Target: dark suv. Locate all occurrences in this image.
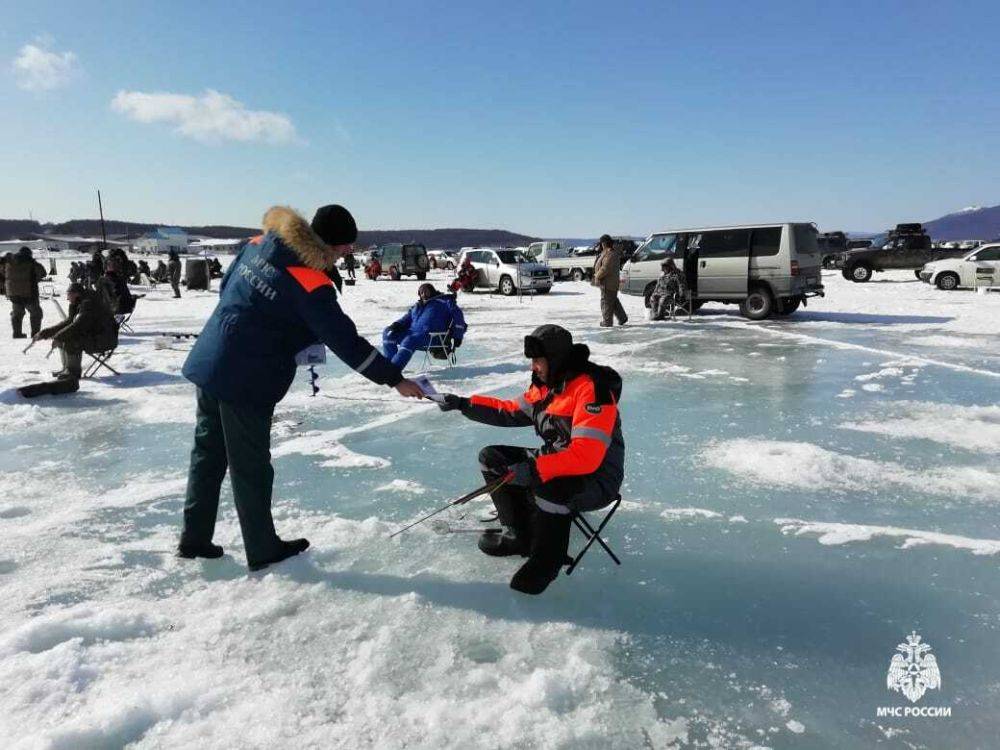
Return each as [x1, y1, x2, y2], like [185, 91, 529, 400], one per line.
[373, 243, 431, 280]
[836, 224, 964, 282]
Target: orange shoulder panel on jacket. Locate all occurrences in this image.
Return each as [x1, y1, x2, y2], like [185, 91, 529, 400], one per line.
[287, 265, 334, 293]
[249, 234, 264, 245]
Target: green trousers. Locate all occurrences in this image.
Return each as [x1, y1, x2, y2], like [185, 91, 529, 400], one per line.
[181, 387, 281, 564]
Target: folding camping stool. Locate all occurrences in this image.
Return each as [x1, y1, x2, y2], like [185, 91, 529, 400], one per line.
[419, 322, 458, 371]
[565, 494, 622, 575]
[114, 313, 134, 334]
[669, 289, 694, 321]
[83, 349, 120, 379]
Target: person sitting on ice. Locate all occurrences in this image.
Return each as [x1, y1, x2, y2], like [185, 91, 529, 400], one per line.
[437, 324, 624, 595]
[34, 282, 118, 381]
[382, 283, 466, 370]
[365, 255, 382, 280]
[449, 256, 478, 293]
[648, 258, 687, 320]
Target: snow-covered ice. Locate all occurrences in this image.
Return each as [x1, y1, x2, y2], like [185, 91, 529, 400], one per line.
[1, 265, 999, 748]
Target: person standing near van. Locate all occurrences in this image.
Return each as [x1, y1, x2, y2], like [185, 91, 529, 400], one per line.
[593, 234, 628, 327]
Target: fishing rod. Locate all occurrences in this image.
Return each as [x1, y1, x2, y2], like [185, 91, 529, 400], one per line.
[388, 473, 512, 539]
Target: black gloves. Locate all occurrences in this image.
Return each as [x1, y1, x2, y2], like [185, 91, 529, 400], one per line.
[437, 394, 469, 412]
[388, 321, 404, 334]
[505, 460, 540, 488]
[453, 338, 463, 348]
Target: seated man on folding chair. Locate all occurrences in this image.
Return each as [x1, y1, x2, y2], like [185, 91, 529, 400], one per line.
[34, 282, 118, 381]
[382, 283, 466, 370]
[437, 324, 624, 595]
[648, 258, 688, 321]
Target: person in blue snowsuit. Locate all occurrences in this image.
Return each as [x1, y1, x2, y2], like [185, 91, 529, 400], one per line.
[382, 283, 467, 369]
[178, 205, 424, 571]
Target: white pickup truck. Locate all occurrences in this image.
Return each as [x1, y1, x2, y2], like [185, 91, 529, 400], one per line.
[526, 241, 597, 281]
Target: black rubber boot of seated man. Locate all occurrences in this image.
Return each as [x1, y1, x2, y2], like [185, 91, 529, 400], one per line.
[510, 510, 572, 595]
[478, 489, 532, 557]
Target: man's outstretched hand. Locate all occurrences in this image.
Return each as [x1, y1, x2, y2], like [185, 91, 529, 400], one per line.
[394, 379, 425, 399]
[437, 394, 469, 412]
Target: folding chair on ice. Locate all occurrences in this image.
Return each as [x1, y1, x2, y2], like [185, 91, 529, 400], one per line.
[669, 289, 694, 321]
[419, 322, 458, 371]
[114, 294, 144, 334]
[565, 494, 622, 576]
[82, 349, 120, 379]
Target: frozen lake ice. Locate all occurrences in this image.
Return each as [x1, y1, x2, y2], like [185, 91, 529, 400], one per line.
[1, 267, 998, 748]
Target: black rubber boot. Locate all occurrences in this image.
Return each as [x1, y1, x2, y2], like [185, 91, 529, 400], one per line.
[248, 537, 310, 572]
[177, 542, 224, 559]
[510, 511, 572, 595]
[478, 489, 532, 557]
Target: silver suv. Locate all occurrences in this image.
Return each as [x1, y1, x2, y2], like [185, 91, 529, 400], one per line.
[458, 248, 553, 295]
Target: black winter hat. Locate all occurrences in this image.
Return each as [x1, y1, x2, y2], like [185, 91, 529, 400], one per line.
[311, 204, 358, 246]
[524, 324, 574, 373]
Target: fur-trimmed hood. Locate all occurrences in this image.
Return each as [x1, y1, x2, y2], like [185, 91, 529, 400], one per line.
[262, 206, 337, 271]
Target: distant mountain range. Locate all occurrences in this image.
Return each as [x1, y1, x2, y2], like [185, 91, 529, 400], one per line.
[0, 219, 539, 250]
[922, 204, 1000, 241]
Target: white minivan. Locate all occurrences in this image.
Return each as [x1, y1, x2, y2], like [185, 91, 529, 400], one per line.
[620, 223, 825, 319]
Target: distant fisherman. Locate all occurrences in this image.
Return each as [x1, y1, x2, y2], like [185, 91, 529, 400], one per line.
[438, 324, 624, 594]
[179, 204, 424, 571]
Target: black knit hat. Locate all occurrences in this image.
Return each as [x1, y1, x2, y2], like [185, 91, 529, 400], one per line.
[525, 323, 573, 366]
[311, 204, 358, 246]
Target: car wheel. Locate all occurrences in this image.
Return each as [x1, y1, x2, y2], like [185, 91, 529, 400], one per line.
[913, 270, 922, 280]
[446, 262, 455, 270]
[389, 266, 401, 281]
[739, 286, 774, 320]
[499, 275, 515, 296]
[850, 264, 872, 282]
[777, 297, 801, 315]
[936, 272, 959, 291]
[571, 268, 585, 282]
[416, 272, 427, 281]
[535, 287, 551, 295]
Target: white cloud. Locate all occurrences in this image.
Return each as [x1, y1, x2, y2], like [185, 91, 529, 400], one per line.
[12, 41, 79, 91]
[111, 89, 299, 145]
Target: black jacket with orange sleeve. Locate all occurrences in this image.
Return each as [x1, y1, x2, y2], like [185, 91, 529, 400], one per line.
[460, 356, 624, 492]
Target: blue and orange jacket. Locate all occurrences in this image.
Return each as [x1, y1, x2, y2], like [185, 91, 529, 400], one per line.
[183, 206, 402, 405]
[461, 356, 625, 491]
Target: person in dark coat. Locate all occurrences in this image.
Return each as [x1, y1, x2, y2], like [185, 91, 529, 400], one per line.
[0, 252, 10, 296]
[89, 249, 105, 288]
[153, 260, 169, 283]
[34, 283, 118, 380]
[437, 325, 625, 594]
[137, 259, 152, 280]
[5, 246, 47, 338]
[381, 283, 467, 369]
[208, 258, 224, 279]
[97, 264, 135, 315]
[179, 204, 425, 571]
[648, 258, 688, 320]
[167, 250, 182, 298]
[593, 235, 628, 327]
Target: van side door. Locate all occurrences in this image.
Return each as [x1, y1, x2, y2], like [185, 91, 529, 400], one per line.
[690, 229, 751, 298]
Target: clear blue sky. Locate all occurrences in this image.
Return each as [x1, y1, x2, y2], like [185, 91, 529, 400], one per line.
[2, 1, 998, 236]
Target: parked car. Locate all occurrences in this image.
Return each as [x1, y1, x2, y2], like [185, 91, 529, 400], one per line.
[427, 250, 457, 270]
[372, 243, 431, 280]
[919, 243, 1000, 290]
[834, 223, 970, 282]
[620, 223, 824, 320]
[457, 248, 553, 295]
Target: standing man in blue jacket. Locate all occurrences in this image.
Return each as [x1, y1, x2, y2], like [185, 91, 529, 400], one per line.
[179, 205, 424, 571]
[381, 283, 467, 369]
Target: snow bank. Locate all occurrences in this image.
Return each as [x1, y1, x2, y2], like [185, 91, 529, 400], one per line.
[775, 518, 1000, 556]
[841, 400, 1000, 453]
[703, 439, 1000, 502]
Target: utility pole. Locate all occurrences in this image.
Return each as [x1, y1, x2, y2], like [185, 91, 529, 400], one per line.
[97, 189, 108, 251]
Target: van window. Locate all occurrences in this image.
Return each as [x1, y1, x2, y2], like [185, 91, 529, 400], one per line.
[634, 234, 678, 262]
[792, 225, 818, 255]
[691, 229, 750, 258]
[751, 227, 782, 257]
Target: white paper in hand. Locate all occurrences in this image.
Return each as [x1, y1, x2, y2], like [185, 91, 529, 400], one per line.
[412, 375, 446, 402]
